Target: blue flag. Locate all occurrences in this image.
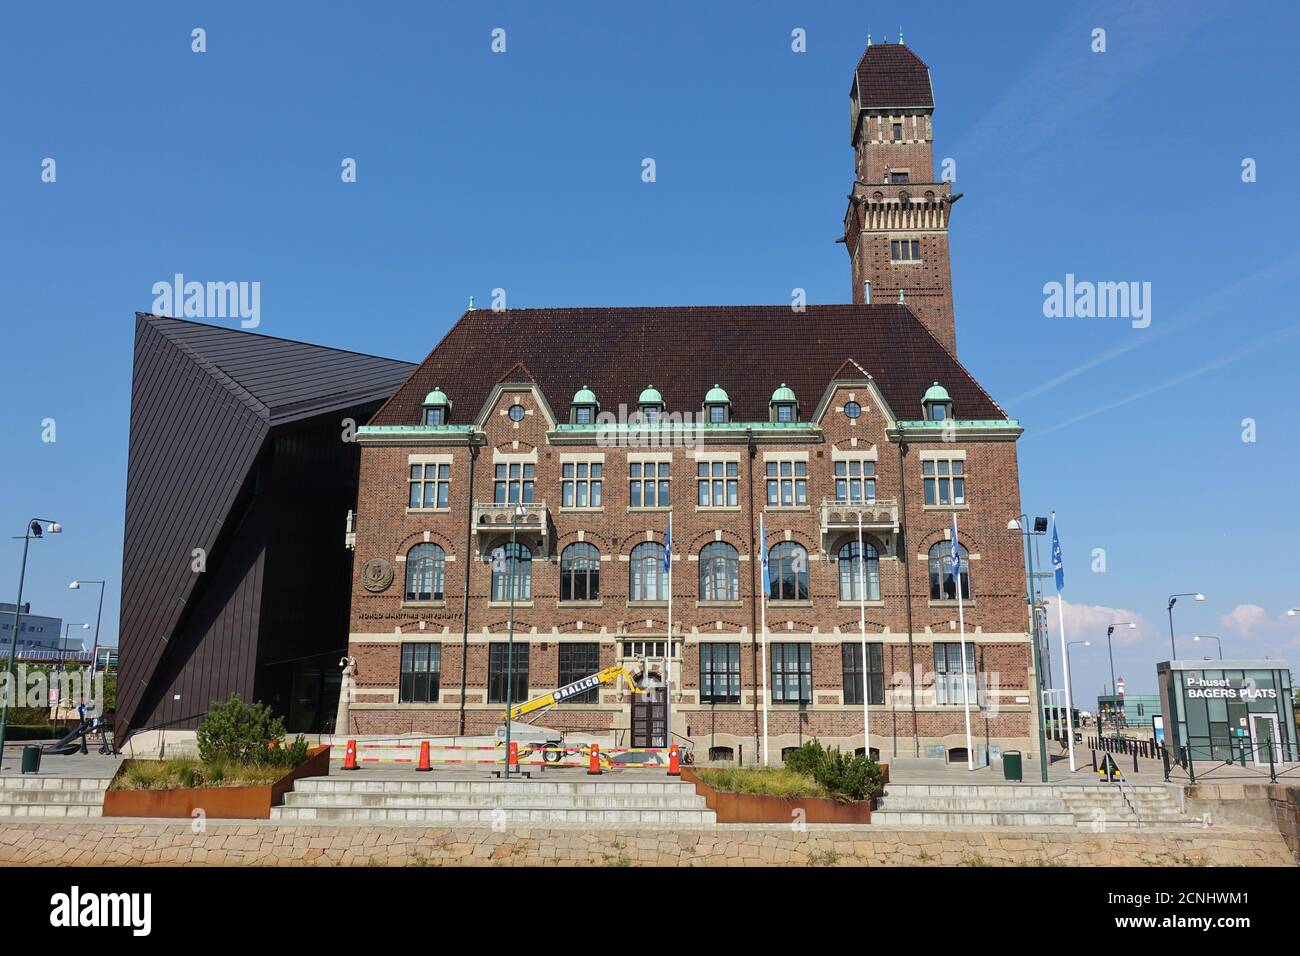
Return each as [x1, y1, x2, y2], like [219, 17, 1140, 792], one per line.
[663, 513, 672, 573]
[949, 513, 962, 598]
[759, 512, 770, 596]
[1050, 512, 1064, 591]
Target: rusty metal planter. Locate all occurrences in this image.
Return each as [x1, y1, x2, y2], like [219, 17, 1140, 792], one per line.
[682, 767, 877, 824]
[102, 745, 330, 819]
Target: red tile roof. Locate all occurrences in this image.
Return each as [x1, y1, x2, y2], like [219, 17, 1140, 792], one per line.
[854, 43, 934, 108]
[371, 304, 1007, 426]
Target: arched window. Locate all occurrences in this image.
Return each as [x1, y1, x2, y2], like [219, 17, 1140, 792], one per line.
[837, 540, 880, 601]
[768, 542, 809, 601]
[699, 542, 739, 602]
[629, 542, 668, 601]
[490, 541, 532, 602]
[405, 543, 445, 601]
[560, 542, 600, 602]
[928, 541, 970, 601]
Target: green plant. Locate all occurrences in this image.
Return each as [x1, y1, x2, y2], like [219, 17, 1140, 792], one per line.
[694, 766, 826, 799]
[196, 693, 305, 766]
[811, 747, 884, 803]
[783, 739, 829, 777]
[807, 849, 841, 867]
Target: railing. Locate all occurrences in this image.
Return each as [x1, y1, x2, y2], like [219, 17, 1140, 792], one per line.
[819, 497, 899, 533]
[1160, 740, 1299, 785]
[1087, 735, 1165, 762]
[472, 500, 551, 546]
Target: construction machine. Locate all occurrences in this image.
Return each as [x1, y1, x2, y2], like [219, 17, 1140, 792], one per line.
[493, 664, 647, 764]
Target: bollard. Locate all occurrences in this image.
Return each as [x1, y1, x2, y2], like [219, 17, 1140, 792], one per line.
[1185, 746, 1195, 784]
[1091, 749, 1097, 774]
[1268, 740, 1276, 784]
[416, 740, 431, 771]
[342, 739, 359, 771]
[587, 743, 602, 775]
[1162, 743, 1171, 782]
[667, 744, 680, 777]
[1133, 747, 1139, 775]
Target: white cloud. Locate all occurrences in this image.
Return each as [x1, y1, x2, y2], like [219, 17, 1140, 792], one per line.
[1042, 597, 1149, 646]
[1220, 604, 1268, 638]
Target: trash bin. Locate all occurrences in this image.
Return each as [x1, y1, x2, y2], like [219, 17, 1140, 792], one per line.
[21, 745, 41, 775]
[1002, 749, 1022, 782]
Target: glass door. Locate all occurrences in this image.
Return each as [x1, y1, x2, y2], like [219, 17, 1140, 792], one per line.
[1250, 714, 1280, 766]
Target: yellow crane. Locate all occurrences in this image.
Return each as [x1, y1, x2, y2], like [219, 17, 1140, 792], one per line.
[494, 664, 648, 765]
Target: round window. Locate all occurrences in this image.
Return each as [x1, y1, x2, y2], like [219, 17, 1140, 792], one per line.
[508, 404, 526, 422]
[843, 401, 862, 420]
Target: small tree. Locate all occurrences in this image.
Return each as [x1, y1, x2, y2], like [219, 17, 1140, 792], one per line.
[197, 693, 295, 765]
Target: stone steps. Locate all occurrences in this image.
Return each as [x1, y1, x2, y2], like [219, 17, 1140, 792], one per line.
[294, 779, 691, 796]
[875, 796, 1065, 812]
[0, 778, 109, 818]
[270, 805, 716, 825]
[875, 782, 1191, 829]
[281, 791, 709, 810]
[871, 810, 1079, 827]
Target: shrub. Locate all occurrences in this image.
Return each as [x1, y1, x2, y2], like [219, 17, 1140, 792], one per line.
[783, 739, 829, 777]
[782, 737, 883, 803]
[196, 694, 306, 766]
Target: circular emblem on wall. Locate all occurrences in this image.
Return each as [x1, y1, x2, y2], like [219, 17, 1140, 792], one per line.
[360, 558, 395, 593]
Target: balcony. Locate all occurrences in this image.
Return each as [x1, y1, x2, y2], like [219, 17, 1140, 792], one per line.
[472, 500, 551, 550]
[820, 497, 899, 552]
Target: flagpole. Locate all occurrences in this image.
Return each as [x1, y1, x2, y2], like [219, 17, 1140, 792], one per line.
[759, 512, 770, 767]
[857, 512, 870, 760]
[1052, 513, 1076, 773]
[665, 512, 672, 754]
[953, 515, 974, 771]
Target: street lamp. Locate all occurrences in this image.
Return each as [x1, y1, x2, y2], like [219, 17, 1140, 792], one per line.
[1066, 640, 1089, 728]
[0, 518, 63, 758]
[502, 502, 528, 780]
[1104, 621, 1136, 740]
[1166, 592, 1205, 659]
[69, 579, 108, 702]
[1193, 634, 1223, 660]
[1010, 515, 1050, 782]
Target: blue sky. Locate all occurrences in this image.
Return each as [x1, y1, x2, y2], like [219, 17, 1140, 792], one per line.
[2, 0, 1297, 702]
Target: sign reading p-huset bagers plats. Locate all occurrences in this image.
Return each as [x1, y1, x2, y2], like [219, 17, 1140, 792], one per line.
[1184, 675, 1277, 701]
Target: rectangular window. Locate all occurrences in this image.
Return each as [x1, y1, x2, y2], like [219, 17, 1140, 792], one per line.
[833, 459, 876, 503]
[399, 643, 441, 703]
[842, 643, 884, 706]
[696, 460, 739, 507]
[488, 642, 530, 704]
[776, 404, 794, 422]
[891, 122, 903, 141]
[889, 171, 909, 184]
[934, 642, 977, 705]
[771, 643, 812, 704]
[890, 239, 921, 262]
[493, 462, 535, 504]
[922, 458, 966, 506]
[574, 406, 594, 424]
[561, 461, 602, 509]
[700, 643, 741, 704]
[558, 643, 600, 704]
[766, 459, 808, 507]
[629, 460, 671, 508]
[620, 639, 681, 660]
[408, 462, 451, 509]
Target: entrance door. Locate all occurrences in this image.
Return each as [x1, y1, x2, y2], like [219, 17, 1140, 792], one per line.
[631, 681, 667, 748]
[1250, 714, 1280, 766]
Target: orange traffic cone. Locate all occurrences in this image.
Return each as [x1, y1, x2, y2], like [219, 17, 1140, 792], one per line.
[668, 743, 680, 776]
[508, 741, 520, 770]
[416, 740, 431, 771]
[342, 739, 359, 770]
[587, 743, 602, 775]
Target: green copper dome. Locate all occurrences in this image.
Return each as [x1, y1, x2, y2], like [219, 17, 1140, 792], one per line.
[638, 385, 664, 405]
[770, 383, 797, 404]
[572, 385, 598, 405]
[704, 384, 730, 404]
[922, 382, 950, 403]
[422, 387, 451, 406]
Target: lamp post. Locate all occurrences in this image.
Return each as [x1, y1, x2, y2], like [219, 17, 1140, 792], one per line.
[1166, 592, 1204, 659]
[69, 579, 107, 696]
[1104, 621, 1136, 740]
[0, 518, 62, 759]
[1010, 515, 1050, 782]
[502, 503, 527, 780]
[1066, 640, 1089, 724]
[1192, 634, 1222, 660]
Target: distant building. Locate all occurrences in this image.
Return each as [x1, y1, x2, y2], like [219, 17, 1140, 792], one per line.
[0, 603, 64, 654]
[1096, 693, 1161, 735]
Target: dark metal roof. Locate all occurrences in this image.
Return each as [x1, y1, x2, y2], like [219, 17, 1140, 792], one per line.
[371, 303, 1007, 427]
[114, 315, 413, 737]
[854, 43, 935, 108]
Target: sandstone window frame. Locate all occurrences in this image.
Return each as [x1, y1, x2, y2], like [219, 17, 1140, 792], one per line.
[399, 642, 441, 703]
[921, 450, 967, 508]
[842, 642, 884, 706]
[628, 456, 672, 510]
[407, 454, 452, 511]
[560, 458, 603, 510]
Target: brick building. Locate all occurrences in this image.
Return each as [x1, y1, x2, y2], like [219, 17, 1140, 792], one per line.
[340, 38, 1034, 764]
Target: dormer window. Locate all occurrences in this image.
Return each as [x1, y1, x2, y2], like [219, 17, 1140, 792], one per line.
[421, 387, 451, 426]
[570, 385, 599, 425]
[703, 384, 731, 424]
[922, 382, 953, 422]
[769, 383, 798, 423]
[638, 385, 665, 424]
